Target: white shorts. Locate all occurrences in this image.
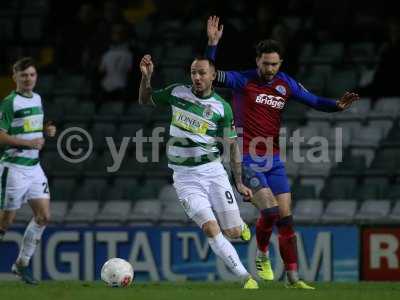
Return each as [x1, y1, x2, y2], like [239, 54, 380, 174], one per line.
[0, 164, 50, 211]
[173, 163, 243, 230]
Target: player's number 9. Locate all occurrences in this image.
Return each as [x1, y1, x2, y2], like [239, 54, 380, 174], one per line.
[225, 191, 234, 204]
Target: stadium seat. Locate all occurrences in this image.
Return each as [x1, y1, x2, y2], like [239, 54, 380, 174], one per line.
[325, 69, 358, 98]
[349, 42, 375, 63]
[139, 179, 169, 199]
[183, 19, 203, 39]
[298, 43, 314, 64]
[0, 15, 15, 41]
[20, 15, 43, 41]
[284, 159, 300, 177]
[353, 199, 391, 223]
[121, 104, 154, 123]
[327, 125, 352, 147]
[142, 155, 171, 179]
[163, 45, 193, 65]
[41, 151, 84, 177]
[320, 176, 358, 200]
[368, 120, 393, 137]
[299, 177, 325, 197]
[94, 101, 125, 121]
[117, 155, 144, 177]
[350, 148, 376, 167]
[53, 74, 87, 96]
[50, 201, 69, 224]
[296, 126, 320, 142]
[160, 67, 187, 85]
[387, 201, 400, 222]
[158, 184, 178, 203]
[90, 122, 118, 149]
[134, 18, 153, 42]
[293, 199, 324, 223]
[385, 185, 400, 200]
[298, 162, 333, 178]
[127, 199, 162, 224]
[307, 120, 331, 132]
[368, 97, 400, 119]
[116, 123, 145, 143]
[64, 101, 96, 122]
[309, 64, 333, 81]
[352, 184, 380, 201]
[73, 178, 108, 201]
[360, 176, 390, 198]
[350, 126, 384, 147]
[159, 199, 188, 225]
[367, 147, 399, 174]
[51, 178, 77, 201]
[95, 200, 132, 224]
[291, 184, 317, 200]
[83, 152, 117, 177]
[14, 203, 33, 224]
[103, 177, 138, 201]
[298, 72, 325, 95]
[330, 154, 366, 176]
[335, 121, 362, 138]
[148, 105, 171, 123]
[306, 109, 333, 122]
[321, 200, 358, 223]
[64, 201, 100, 224]
[36, 74, 55, 95]
[312, 42, 344, 63]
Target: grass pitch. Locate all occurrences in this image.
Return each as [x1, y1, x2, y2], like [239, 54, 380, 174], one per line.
[0, 281, 399, 300]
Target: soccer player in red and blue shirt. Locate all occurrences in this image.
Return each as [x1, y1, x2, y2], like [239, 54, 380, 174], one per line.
[205, 16, 359, 289]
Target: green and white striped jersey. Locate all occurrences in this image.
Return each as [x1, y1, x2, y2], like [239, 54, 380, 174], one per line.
[0, 91, 44, 168]
[152, 84, 236, 170]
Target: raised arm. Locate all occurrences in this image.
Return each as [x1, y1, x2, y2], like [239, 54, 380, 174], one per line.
[206, 15, 223, 61]
[205, 16, 251, 91]
[288, 75, 359, 112]
[138, 54, 155, 105]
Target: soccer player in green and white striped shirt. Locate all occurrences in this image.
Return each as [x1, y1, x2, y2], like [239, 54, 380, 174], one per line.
[138, 54, 258, 289]
[0, 57, 56, 284]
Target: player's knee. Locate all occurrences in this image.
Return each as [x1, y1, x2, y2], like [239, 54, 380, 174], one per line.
[0, 213, 15, 230]
[223, 226, 241, 239]
[279, 206, 292, 218]
[35, 213, 50, 226]
[202, 220, 220, 238]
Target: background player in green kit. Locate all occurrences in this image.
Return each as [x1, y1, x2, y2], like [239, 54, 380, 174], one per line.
[0, 57, 56, 284]
[139, 54, 258, 289]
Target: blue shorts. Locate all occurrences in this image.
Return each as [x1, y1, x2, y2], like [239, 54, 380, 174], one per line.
[242, 154, 291, 195]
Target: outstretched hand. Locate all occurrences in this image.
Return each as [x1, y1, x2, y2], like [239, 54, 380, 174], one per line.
[236, 183, 253, 201]
[337, 92, 360, 110]
[140, 54, 154, 78]
[207, 15, 223, 46]
[44, 121, 56, 137]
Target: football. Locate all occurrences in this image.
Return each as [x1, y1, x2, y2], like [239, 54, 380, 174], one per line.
[101, 258, 134, 287]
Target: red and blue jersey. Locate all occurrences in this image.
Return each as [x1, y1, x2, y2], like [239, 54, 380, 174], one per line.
[206, 45, 340, 156]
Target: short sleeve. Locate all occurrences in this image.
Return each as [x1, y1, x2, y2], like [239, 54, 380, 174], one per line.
[0, 99, 14, 132]
[218, 101, 237, 139]
[151, 84, 179, 106]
